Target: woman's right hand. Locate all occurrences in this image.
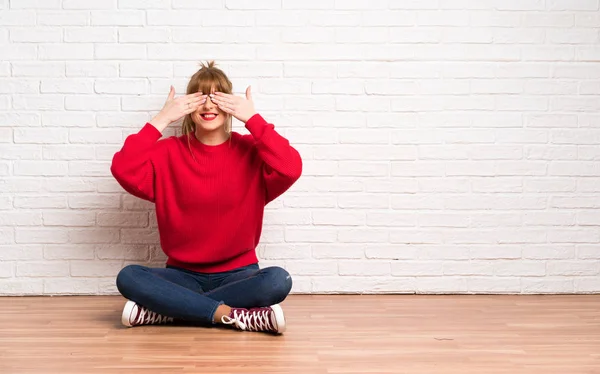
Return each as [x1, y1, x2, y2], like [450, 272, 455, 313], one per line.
[149, 86, 207, 132]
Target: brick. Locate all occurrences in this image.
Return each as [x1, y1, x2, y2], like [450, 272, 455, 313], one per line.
[364, 245, 417, 260]
[63, 0, 116, 8]
[313, 210, 364, 226]
[66, 62, 118, 77]
[0, 177, 43, 193]
[96, 112, 150, 127]
[0, 245, 43, 260]
[393, 261, 443, 276]
[119, 0, 170, 8]
[97, 212, 148, 227]
[14, 161, 67, 176]
[16, 261, 69, 277]
[338, 161, 388, 177]
[0, 113, 40, 127]
[468, 277, 521, 293]
[64, 27, 116, 42]
[547, 260, 600, 276]
[547, 0, 599, 10]
[37, 11, 88, 25]
[96, 244, 149, 261]
[578, 246, 600, 259]
[284, 227, 337, 243]
[0, 262, 13, 277]
[0, 279, 43, 295]
[12, 95, 64, 111]
[338, 194, 388, 209]
[12, 62, 63, 77]
[96, 279, 118, 294]
[42, 211, 95, 227]
[91, 11, 144, 26]
[0, 11, 36, 25]
[39, 44, 93, 60]
[44, 244, 95, 260]
[10, 27, 61, 42]
[523, 278, 575, 295]
[41, 79, 94, 94]
[285, 261, 337, 276]
[14, 196, 66, 209]
[69, 128, 122, 143]
[121, 228, 159, 244]
[95, 79, 147, 94]
[120, 61, 173, 78]
[339, 261, 390, 276]
[44, 278, 99, 294]
[312, 244, 365, 259]
[70, 261, 123, 277]
[0, 228, 14, 244]
[574, 277, 600, 292]
[69, 194, 120, 209]
[95, 43, 146, 60]
[495, 0, 545, 10]
[16, 228, 68, 244]
[417, 277, 468, 293]
[43, 145, 95, 160]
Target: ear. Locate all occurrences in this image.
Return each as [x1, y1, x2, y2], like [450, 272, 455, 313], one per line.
[245, 86, 252, 101]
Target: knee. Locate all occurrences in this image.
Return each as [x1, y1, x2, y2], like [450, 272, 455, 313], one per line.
[262, 266, 292, 305]
[115, 264, 144, 297]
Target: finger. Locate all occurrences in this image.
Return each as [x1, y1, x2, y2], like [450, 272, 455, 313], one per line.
[167, 86, 175, 100]
[184, 106, 199, 115]
[211, 95, 234, 105]
[184, 92, 205, 100]
[213, 92, 236, 100]
[183, 102, 202, 114]
[182, 100, 202, 111]
[186, 97, 206, 105]
[216, 102, 233, 114]
[245, 86, 252, 101]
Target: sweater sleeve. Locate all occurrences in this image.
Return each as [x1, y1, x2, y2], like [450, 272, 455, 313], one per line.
[110, 123, 164, 203]
[245, 113, 303, 205]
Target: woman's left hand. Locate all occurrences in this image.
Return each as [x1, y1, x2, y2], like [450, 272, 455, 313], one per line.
[210, 86, 257, 124]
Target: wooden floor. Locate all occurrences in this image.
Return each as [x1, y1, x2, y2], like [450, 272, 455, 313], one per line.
[0, 295, 599, 374]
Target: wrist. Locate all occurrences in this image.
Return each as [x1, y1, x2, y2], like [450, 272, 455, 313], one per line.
[243, 112, 258, 124]
[149, 114, 170, 132]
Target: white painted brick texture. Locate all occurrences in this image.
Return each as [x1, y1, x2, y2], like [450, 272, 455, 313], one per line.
[0, 1, 599, 295]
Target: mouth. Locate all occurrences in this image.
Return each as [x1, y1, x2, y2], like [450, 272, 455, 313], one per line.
[200, 113, 218, 121]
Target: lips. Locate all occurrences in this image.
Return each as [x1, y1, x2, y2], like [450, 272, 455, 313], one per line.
[200, 113, 218, 121]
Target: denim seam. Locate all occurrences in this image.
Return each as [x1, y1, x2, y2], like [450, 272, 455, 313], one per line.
[209, 300, 225, 325]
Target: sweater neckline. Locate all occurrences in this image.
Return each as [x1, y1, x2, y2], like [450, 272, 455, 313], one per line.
[187, 131, 235, 153]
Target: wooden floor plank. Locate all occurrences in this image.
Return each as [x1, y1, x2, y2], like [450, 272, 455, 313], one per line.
[0, 295, 599, 373]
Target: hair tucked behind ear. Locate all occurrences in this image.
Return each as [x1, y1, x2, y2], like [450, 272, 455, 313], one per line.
[182, 61, 234, 162]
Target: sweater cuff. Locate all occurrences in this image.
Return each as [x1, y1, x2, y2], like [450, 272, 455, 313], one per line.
[140, 122, 163, 142]
[245, 113, 269, 140]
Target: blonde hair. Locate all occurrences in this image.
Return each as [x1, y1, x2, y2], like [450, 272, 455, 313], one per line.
[182, 61, 233, 160]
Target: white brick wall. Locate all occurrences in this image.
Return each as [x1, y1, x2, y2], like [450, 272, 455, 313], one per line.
[1, 1, 599, 295]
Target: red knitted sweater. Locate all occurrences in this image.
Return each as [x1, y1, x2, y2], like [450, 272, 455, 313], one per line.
[110, 114, 302, 273]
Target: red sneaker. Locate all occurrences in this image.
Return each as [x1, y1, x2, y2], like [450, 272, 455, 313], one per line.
[121, 300, 174, 327]
[221, 304, 286, 334]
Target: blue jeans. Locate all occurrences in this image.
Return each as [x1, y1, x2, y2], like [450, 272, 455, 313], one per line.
[115, 263, 293, 325]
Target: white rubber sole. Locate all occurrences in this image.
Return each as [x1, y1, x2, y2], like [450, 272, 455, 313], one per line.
[270, 304, 286, 334]
[121, 300, 136, 327]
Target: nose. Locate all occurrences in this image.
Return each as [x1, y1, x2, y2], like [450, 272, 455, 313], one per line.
[199, 95, 215, 111]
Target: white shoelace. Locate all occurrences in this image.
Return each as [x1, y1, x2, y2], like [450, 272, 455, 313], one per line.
[134, 305, 173, 325]
[221, 308, 274, 332]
